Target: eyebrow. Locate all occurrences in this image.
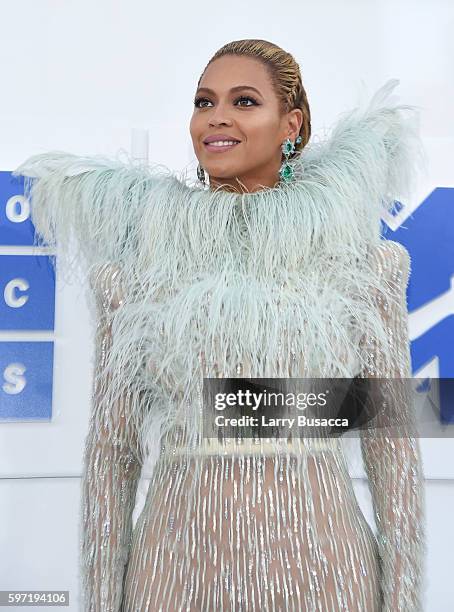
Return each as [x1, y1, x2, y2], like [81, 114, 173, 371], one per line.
[195, 85, 263, 97]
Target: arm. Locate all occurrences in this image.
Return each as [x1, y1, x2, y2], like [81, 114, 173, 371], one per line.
[80, 263, 145, 612]
[13, 153, 158, 609]
[358, 241, 426, 611]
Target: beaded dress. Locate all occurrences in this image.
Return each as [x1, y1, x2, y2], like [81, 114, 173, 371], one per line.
[13, 78, 426, 612]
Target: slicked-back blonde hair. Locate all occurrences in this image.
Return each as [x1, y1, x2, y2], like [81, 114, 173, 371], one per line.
[197, 39, 311, 157]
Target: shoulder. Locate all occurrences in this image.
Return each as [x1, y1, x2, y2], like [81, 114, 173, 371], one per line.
[368, 240, 411, 287]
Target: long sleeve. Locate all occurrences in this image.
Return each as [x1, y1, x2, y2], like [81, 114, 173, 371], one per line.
[80, 264, 145, 612]
[358, 240, 426, 611]
[12, 153, 160, 610]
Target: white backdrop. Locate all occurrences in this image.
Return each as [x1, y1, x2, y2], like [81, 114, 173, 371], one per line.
[0, 0, 453, 609]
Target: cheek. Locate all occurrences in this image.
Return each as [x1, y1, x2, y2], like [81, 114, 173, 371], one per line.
[246, 127, 279, 159]
[189, 116, 201, 144]
[245, 116, 280, 148]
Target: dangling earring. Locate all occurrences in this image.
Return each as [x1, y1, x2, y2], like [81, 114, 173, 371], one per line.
[279, 135, 302, 182]
[197, 163, 206, 185]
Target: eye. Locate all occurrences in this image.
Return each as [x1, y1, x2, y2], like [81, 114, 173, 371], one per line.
[193, 95, 259, 108]
[234, 95, 258, 107]
[193, 97, 212, 108]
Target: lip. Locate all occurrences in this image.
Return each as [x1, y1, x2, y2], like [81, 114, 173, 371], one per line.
[204, 141, 241, 153]
[203, 134, 242, 144]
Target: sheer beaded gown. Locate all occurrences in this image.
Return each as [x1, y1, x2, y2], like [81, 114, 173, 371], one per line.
[13, 78, 426, 612]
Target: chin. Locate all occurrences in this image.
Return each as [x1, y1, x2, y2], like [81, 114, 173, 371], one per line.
[204, 165, 239, 178]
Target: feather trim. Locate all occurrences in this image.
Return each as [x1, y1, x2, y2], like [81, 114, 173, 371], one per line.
[12, 78, 425, 478]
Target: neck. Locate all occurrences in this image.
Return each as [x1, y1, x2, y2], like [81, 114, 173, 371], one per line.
[209, 175, 281, 193]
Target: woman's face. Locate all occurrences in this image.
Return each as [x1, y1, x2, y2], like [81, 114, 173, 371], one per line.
[190, 55, 302, 193]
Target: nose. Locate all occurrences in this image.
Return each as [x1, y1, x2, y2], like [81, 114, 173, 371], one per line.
[209, 116, 233, 127]
[208, 102, 233, 127]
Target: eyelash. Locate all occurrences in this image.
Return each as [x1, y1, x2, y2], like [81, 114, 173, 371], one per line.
[193, 95, 259, 108]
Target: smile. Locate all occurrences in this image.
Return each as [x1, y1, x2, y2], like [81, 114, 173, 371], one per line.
[204, 141, 241, 153]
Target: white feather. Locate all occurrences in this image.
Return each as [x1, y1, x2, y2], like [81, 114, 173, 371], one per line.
[12, 78, 426, 471]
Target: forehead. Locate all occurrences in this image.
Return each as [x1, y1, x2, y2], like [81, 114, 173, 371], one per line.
[198, 55, 272, 93]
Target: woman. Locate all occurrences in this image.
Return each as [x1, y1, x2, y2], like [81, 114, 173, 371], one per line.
[14, 39, 426, 611]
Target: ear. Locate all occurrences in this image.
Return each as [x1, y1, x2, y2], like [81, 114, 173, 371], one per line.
[286, 108, 304, 141]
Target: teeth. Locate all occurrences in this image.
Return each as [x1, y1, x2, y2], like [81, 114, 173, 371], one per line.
[207, 140, 239, 147]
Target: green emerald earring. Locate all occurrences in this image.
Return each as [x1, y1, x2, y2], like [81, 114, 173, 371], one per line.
[197, 163, 206, 185]
[279, 135, 302, 182]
